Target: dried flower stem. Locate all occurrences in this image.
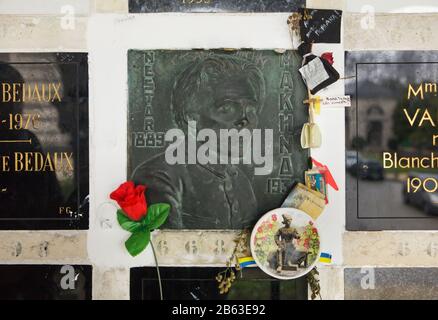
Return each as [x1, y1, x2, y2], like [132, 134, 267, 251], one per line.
[307, 267, 322, 300]
[216, 229, 249, 294]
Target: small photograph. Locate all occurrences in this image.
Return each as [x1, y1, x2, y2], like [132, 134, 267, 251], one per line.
[251, 208, 320, 280]
[305, 169, 327, 201]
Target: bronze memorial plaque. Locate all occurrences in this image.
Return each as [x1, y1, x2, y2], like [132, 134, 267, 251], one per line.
[128, 50, 309, 230]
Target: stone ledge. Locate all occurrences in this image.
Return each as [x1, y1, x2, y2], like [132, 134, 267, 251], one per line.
[344, 231, 438, 267]
[0, 231, 88, 262]
[0, 15, 87, 50]
[345, 13, 438, 50]
[151, 230, 241, 265]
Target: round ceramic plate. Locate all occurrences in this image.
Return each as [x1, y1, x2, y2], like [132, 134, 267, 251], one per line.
[250, 207, 321, 280]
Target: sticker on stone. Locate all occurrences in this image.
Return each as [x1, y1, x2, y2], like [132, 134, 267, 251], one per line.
[250, 207, 320, 280]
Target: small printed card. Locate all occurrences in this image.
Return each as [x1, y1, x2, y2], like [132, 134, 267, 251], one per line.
[282, 183, 326, 220]
[305, 169, 328, 203]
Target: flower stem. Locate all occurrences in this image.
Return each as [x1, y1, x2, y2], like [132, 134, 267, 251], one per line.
[150, 240, 163, 300]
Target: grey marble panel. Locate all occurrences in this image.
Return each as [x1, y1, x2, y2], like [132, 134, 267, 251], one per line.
[345, 268, 438, 300]
[129, 0, 305, 13]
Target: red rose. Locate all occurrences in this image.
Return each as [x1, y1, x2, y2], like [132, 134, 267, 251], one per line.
[110, 181, 147, 221]
[321, 52, 334, 65]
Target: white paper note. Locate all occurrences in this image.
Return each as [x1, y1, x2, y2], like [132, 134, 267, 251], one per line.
[299, 58, 330, 91]
[320, 96, 351, 108]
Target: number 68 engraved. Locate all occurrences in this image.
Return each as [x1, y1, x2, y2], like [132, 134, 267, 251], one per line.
[214, 239, 225, 255]
[185, 240, 198, 254]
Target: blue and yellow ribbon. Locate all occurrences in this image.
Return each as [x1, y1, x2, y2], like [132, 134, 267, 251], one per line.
[319, 252, 332, 264]
[238, 256, 256, 268]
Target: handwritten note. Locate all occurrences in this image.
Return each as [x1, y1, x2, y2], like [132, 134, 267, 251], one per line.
[318, 96, 351, 108]
[299, 8, 342, 44]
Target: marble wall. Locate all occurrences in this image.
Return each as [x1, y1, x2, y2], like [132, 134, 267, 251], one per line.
[1, 0, 438, 300]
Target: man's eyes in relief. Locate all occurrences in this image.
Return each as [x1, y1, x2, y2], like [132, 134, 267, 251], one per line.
[216, 101, 258, 115]
[217, 102, 239, 115]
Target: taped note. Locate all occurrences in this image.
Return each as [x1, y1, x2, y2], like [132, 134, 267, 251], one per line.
[314, 96, 351, 109]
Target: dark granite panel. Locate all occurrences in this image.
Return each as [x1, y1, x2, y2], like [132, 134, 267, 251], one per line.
[0, 53, 89, 230]
[0, 264, 92, 300]
[345, 51, 438, 230]
[345, 268, 438, 300]
[131, 267, 308, 300]
[129, 0, 305, 13]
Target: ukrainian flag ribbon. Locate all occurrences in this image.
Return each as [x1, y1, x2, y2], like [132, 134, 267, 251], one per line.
[319, 252, 332, 264]
[238, 256, 256, 268]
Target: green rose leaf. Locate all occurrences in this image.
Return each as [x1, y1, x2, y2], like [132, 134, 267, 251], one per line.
[117, 209, 142, 233]
[125, 228, 151, 257]
[143, 203, 171, 230]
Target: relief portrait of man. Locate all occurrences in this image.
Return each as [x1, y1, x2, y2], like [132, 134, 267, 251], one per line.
[129, 50, 309, 230]
[132, 55, 266, 229]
